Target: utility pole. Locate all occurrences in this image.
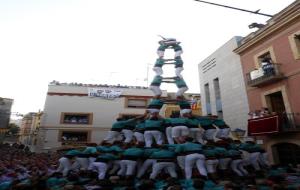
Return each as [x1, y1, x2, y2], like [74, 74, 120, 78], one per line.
[194, 0, 273, 17]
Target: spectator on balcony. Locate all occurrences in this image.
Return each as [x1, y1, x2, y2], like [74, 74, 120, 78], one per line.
[260, 108, 271, 117]
[261, 57, 274, 76]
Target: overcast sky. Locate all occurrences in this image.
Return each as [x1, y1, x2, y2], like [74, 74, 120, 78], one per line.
[0, 0, 295, 115]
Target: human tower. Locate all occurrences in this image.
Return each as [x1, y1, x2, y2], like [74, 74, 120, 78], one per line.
[56, 38, 270, 189]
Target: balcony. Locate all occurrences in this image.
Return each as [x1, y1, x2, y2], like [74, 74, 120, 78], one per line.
[246, 64, 285, 87]
[248, 113, 300, 136]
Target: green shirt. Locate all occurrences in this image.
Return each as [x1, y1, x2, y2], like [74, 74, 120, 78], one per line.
[111, 118, 136, 130]
[173, 44, 182, 52]
[96, 145, 110, 153]
[109, 145, 123, 153]
[175, 142, 203, 154]
[213, 119, 226, 127]
[143, 147, 161, 158]
[197, 117, 213, 126]
[144, 118, 165, 131]
[97, 153, 119, 161]
[122, 148, 144, 157]
[175, 77, 187, 88]
[203, 147, 217, 158]
[187, 118, 200, 128]
[174, 57, 183, 68]
[150, 149, 176, 159]
[165, 117, 189, 126]
[150, 76, 163, 86]
[157, 44, 168, 51]
[82, 147, 97, 154]
[154, 58, 165, 67]
[148, 99, 164, 109]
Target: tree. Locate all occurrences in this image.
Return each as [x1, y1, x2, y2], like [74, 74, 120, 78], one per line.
[7, 123, 20, 135]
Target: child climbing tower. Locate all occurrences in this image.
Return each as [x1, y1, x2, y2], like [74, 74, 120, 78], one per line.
[150, 37, 189, 99]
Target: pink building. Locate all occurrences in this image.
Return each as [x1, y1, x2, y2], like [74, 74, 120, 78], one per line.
[234, 1, 300, 165]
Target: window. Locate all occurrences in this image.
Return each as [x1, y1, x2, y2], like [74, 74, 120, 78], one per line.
[213, 78, 222, 112]
[60, 113, 93, 125]
[126, 98, 148, 108]
[254, 47, 277, 68]
[289, 31, 300, 60]
[204, 83, 212, 114]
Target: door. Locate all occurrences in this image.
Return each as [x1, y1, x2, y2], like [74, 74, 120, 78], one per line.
[272, 143, 300, 165]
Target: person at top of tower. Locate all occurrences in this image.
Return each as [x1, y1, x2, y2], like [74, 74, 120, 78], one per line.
[156, 37, 183, 58]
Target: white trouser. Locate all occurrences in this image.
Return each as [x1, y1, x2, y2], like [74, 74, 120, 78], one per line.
[166, 127, 174, 144]
[216, 128, 231, 139]
[240, 150, 250, 166]
[175, 67, 184, 78]
[133, 132, 145, 143]
[189, 128, 204, 144]
[91, 162, 108, 180]
[185, 153, 207, 179]
[144, 130, 164, 147]
[218, 158, 232, 170]
[157, 50, 164, 58]
[205, 159, 219, 174]
[153, 67, 163, 76]
[121, 129, 133, 143]
[76, 157, 89, 170]
[230, 159, 248, 176]
[150, 85, 162, 97]
[56, 157, 71, 177]
[104, 131, 122, 143]
[177, 156, 186, 170]
[175, 50, 183, 57]
[258, 152, 269, 168]
[109, 160, 120, 175]
[88, 157, 97, 170]
[117, 160, 137, 176]
[137, 159, 156, 178]
[150, 162, 177, 179]
[203, 129, 217, 141]
[176, 87, 188, 98]
[172, 126, 189, 138]
[249, 152, 261, 171]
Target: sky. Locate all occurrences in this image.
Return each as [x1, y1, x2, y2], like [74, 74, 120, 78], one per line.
[0, 0, 295, 115]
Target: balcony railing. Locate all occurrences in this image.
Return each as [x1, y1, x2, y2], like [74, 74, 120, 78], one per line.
[248, 113, 300, 136]
[246, 64, 285, 87]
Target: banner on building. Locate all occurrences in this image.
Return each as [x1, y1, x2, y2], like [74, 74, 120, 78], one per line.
[88, 88, 122, 99]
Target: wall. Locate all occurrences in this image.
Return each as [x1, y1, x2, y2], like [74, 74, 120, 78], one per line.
[198, 36, 250, 131]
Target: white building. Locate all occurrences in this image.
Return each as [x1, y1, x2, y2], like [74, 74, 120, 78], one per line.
[198, 36, 249, 131]
[37, 82, 167, 152]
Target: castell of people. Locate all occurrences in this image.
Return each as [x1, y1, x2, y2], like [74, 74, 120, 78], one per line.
[1, 1, 300, 190]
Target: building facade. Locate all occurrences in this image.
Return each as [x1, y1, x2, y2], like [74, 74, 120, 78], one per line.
[37, 82, 167, 152]
[0, 97, 13, 129]
[19, 112, 43, 151]
[234, 1, 300, 165]
[198, 37, 249, 131]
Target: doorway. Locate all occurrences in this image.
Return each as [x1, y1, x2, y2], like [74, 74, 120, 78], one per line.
[272, 143, 300, 166]
[265, 91, 286, 114]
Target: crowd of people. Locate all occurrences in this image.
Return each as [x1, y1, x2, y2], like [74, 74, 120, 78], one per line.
[2, 98, 300, 190]
[248, 108, 273, 119]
